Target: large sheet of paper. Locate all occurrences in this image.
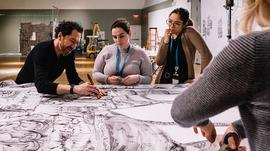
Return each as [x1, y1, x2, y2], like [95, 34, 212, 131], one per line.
[0, 80, 249, 150]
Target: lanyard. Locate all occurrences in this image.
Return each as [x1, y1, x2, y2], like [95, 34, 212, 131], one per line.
[170, 35, 179, 67]
[116, 46, 130, 76]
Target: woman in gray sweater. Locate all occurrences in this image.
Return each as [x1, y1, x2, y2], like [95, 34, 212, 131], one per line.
[93, 18, 152, 85]
[171, 0, 270, 151]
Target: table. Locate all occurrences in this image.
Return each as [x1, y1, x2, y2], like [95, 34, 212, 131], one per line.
[0, 80, 249, 151]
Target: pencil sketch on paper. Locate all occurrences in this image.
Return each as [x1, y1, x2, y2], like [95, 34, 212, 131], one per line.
[0, 80, 233, 150]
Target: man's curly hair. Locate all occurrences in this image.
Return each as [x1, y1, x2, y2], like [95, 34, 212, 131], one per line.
[55, 21, 83, 38]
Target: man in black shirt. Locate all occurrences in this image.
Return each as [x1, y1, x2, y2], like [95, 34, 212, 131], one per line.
[16, 21, 104, 96]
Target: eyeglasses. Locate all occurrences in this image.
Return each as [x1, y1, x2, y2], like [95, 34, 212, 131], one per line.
[166, 19, 183, 27]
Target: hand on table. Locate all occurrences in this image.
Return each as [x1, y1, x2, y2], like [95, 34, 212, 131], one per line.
[193, 120, 216, 143]
[107, 76, 122, 85]
[219, 125, 246, 151]
[185, 79, 194, 84]
[73, 82, 100, 95]
[98, 89, 107, 96]
[121, 75, 140, 86]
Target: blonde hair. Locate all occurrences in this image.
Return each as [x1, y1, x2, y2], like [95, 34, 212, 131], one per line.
[241, 0, 261, 33]
[241, 0, 270, 33]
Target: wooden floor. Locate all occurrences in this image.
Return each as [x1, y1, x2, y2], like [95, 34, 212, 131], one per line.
[0, 55, 201, 84]
[0, 56, 24, 81]
[0, 55, 96, 84]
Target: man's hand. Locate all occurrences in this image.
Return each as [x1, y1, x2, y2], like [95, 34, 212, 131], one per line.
[73, 82, 101, 95]
[193, 120, 216, 143]
[98, 89, 107, 96]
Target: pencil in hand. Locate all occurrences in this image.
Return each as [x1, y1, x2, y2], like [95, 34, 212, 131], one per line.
[87, 74, 102, 99]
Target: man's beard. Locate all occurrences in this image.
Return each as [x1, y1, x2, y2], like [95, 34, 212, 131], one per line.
[62, 46, 73, 56]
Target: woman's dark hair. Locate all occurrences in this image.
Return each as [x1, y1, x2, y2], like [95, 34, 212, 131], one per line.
[55, 21, 83, 38]
[169, 8, 193, 26]
[111, 18, 130, 33]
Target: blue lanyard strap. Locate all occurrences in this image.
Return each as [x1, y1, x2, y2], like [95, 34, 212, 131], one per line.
[170, 36, 179, 66]
[116, 46, 130, 76]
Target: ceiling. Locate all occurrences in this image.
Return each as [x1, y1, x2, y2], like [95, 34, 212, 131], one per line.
[0, 0, 169, 9]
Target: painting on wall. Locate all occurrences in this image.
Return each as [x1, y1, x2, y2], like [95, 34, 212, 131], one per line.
[20, 23, 53, 56]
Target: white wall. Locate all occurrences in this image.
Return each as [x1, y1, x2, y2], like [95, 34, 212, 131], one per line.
[148, 0, 191, 39]
[0, 0, 145, 9]
[201, 0, 245, 56]
[144, 0, 169, 8]
[130, 25, 142, 46]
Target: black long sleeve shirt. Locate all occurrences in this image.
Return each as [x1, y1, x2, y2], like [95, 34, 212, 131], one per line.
[160, 35, 188, 84]
[16, 40, 83, 94]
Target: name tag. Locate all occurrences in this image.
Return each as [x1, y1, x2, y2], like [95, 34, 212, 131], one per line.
[172, 73, 179, 84]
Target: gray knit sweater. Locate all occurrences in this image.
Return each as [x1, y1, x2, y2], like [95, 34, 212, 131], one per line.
[93, 44, 152, 84]
[171, 30, 270, 151]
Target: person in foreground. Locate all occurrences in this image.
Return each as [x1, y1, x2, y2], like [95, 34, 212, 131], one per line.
[171, 0, 270, 151]
[93, 18, 152, 85]
[16, 21, 106, 96]
[155, 7, 212, 84]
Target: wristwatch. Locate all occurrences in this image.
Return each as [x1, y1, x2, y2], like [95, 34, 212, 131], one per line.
[70, 84, 75, 94]
[224, 132, 239, 145]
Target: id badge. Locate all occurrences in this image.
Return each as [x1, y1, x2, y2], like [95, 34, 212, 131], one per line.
[172, 73, 179, 84]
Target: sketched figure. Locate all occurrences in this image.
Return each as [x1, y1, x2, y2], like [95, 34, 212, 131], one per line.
[105, 115, 185, 151]
[0, 80, 16, 88]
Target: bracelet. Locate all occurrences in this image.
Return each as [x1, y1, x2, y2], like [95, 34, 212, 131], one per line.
[224, 132, 239, 145]
[70, 84, 75, 94]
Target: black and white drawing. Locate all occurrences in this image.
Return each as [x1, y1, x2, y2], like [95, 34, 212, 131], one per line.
[0, 80, 245, 151]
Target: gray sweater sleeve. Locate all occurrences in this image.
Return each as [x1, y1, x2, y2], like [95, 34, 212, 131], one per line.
[137, 50, 152, 84]
[171, 34, 255, 127]
[92, 46, 110, 84]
